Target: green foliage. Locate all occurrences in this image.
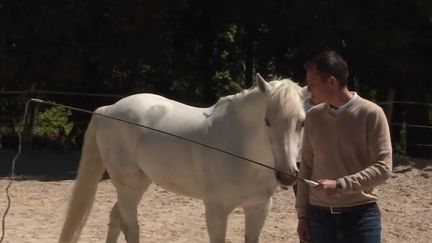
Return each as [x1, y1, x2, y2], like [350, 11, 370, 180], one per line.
[1, 0, 431, 155]
[213, 71, 243, 98]
[352, 77, 378, 102]
[34, 106, 73, 139]
[0, 96, 24, 134]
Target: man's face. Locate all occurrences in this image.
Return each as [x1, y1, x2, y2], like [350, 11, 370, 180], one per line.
[306, 67, 330, 103]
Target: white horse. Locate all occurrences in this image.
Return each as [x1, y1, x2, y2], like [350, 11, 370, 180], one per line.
[58, 74, 309, 243]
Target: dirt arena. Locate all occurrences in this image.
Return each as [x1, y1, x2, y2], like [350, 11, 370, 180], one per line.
[0, 156, 431, 243]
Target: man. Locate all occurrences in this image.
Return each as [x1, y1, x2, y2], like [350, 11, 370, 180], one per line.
[292, 96, 319, 196]
[296, 51, 392, 243]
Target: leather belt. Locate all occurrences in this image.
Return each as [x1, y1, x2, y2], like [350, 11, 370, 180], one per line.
[310, 202, 376, 215]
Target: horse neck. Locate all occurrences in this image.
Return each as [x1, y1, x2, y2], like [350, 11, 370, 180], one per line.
[210, 89, 266, 128]
[207, 90, 273, 164]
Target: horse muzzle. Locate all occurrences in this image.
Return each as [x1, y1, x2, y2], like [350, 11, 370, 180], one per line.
[276, 171, 297, 186]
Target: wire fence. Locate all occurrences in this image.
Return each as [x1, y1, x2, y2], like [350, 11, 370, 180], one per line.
[1, 90, 431, 153]
[0, 90, 123, 98]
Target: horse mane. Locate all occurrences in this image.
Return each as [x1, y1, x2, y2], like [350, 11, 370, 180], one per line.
[204, 88, 250, 117]
[205, 79, 303, 118]
[267, 78, 304, 119]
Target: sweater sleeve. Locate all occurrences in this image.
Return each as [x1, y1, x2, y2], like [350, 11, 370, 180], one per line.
[295, 120, 313, 218]
[337, 108, 393, 192]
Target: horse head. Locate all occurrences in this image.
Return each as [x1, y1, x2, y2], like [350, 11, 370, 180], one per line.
[256, 73, 310, 186]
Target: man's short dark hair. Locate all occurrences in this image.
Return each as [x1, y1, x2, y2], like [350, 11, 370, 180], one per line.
[304, 51, 349, 86]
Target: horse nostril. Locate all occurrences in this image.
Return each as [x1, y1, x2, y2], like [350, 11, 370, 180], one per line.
[276, 171, 282, 180]
[275, 171, 297, 186]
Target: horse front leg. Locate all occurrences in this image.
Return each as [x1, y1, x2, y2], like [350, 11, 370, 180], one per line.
[243, 198, 272, 243]
[204, 201, 233, 243]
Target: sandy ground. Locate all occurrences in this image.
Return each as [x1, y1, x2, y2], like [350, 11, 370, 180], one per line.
[0, 163, 431, 243]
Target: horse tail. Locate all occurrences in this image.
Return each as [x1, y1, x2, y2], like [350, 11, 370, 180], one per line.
[58, 107, 107, 243]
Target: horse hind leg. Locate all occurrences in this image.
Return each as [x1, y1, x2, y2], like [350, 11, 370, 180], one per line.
[106, 169, 151, 243]
[105, 203, 121, 243]
[243, 198, 272, 243]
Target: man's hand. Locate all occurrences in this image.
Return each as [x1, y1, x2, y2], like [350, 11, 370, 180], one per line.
[316, 179, 340, 195]
[297, 217, 310, 243]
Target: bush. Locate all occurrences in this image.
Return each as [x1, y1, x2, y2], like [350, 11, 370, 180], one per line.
[34, 105, 73, 139]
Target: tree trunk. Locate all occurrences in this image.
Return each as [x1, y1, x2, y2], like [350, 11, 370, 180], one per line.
[244, 3, 257, 88]
[384, 88, 395, 125]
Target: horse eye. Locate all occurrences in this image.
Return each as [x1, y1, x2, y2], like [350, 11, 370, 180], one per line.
[264, 117, 271, 127]
[297, 121, 304, 130]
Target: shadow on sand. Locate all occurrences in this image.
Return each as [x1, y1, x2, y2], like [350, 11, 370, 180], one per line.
[0, 148, 109, 181]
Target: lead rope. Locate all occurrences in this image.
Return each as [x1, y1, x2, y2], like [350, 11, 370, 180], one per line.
[0, 100, 30, 243]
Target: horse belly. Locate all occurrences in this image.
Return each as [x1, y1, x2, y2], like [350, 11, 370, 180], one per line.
[135, 138, 205, 199]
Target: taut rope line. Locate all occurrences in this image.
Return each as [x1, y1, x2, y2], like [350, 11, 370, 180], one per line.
[29, 98, 317, 185]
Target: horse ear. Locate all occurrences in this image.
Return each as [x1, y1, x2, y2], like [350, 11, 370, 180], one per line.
[256, 73, 271, 93]
[301, 86, 311, 100]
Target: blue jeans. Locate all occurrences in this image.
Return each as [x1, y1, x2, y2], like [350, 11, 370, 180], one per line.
[308, 203, 381, 243]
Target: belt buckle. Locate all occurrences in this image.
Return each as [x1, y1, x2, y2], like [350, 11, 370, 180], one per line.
[330, 206, 342, 215]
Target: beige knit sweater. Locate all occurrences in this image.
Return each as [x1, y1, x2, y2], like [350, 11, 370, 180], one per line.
[296, 94, 392, 218]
